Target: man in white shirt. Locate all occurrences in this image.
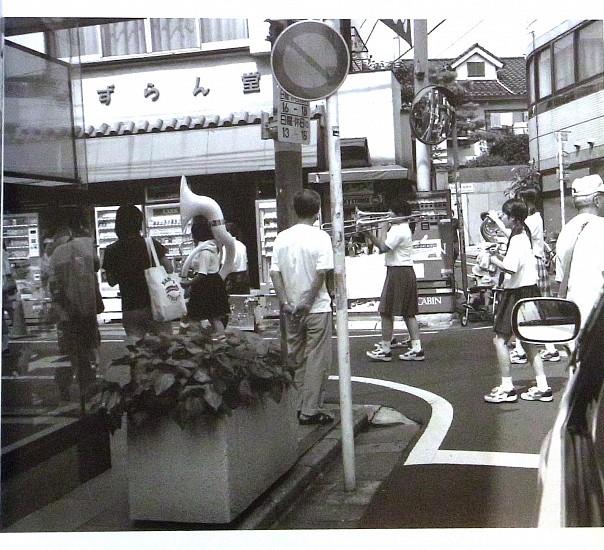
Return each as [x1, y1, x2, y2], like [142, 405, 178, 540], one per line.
[556, 174, 604, 330]
[270, 189, 335, 426]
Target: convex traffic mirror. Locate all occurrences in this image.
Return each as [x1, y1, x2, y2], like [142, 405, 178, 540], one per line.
[409, 85, 456, 145]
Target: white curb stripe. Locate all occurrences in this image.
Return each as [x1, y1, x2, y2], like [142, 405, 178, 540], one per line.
[330, 375, 453, 465]
[433, 450, 539, 468]
[331, 375, 539, 468]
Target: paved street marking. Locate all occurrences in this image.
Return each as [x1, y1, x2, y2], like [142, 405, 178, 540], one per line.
[330, 375, 540, 469]
[433, 449, 539, 468]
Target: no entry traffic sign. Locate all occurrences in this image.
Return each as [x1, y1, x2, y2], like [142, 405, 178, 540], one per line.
[271, 20, 350, 101]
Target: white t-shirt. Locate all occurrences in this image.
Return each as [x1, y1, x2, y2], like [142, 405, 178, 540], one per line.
[501, 232, 538, 289]
[555, 212, 597, 283]
[231, 239, 248, 272]
[525, 212, 545, 259]
[384, 223, 414, 267]
[192, 240, 221, 275]
[270, 224, 334, 314]
[559, 215, 604, 327]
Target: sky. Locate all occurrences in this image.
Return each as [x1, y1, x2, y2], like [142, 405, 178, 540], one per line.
[3, 1, 602, 62]
[352, 19, 540, 61]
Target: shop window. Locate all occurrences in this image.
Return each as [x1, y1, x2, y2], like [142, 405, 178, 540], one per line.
[150, 18, 199, 52]
[553, 33, 575, 91]
[199, 19, 248, 44]
[467, 62, 485, 78]
[49, 18, 248, 60]
[49, 25, 102, 60]
[101, 20, 147, 57]
[578, 20, 604, 81]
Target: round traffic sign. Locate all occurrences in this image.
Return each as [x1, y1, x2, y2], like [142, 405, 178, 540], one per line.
[271, 20, 350, 101]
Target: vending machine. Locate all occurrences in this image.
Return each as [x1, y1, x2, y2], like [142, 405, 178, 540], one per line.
[255, 199, 278, 292]
[144, 203, 196, 275]
[408, 190, 457, 314]
[2, 213, 48, 325]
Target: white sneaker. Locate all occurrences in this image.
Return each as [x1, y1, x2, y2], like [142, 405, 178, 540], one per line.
[484, 385, 518, 403]
[373, 337, 410, 350]
[539, 350, 561, 362]
[510, 350, 527, 364]
[366, 348, 392, 362]
[520, 386, 553, 402]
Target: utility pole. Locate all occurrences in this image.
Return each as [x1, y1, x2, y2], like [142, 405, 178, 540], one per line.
[413, 20, 431, 191]
[267, 20, 303, 232]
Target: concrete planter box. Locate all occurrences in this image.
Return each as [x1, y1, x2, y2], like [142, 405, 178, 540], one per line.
[127, 390, 298, 524]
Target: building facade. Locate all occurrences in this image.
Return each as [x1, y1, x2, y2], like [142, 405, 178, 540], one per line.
[526, 19, 604, 235]
[4, 18, 410, 290]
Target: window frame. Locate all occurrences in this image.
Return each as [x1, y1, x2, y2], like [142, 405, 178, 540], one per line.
[49, 18, 249, 62]
[528, 20, 604, 109]
[552, 31, 576, 93]
[466, 61, 486, 78]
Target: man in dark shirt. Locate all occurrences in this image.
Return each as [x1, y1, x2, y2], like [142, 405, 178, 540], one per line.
[102, 204, 174, 344]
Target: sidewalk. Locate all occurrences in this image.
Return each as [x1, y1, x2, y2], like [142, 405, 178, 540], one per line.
[2, 403, 419, 532]
[2, 311, 442, 533]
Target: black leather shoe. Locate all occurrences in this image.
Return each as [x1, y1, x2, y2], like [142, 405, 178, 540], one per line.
[298, 412, 334, 425]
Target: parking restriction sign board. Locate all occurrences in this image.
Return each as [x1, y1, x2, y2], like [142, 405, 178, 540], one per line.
[277, 89, 310, 144]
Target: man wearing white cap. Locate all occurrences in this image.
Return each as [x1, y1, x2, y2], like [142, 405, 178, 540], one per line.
[555, 174, 604, 329]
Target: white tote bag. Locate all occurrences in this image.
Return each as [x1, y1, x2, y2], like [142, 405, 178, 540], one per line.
[144, 237, 187, 322]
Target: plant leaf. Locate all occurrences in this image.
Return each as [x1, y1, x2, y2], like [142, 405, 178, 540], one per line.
[154, 373, 176, 395]
[103, 365, 131, 387]
[203, 384, 223, 411]
[192, 368, 211, 383]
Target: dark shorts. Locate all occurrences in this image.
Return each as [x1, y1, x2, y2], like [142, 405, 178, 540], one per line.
[187, 273, 230, 321]
[378, 265, 419, 318]
[493, 284, 541, 339]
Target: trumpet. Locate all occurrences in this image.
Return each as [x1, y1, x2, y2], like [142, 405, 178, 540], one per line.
[322, 208, 421, 236]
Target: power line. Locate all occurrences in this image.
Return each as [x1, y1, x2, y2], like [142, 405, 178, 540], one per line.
[436, 20, 484, 57]
[392, 20, 446, 63]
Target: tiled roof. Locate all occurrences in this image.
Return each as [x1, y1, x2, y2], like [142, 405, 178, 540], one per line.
[76, 107, 324, 139]
[451, 43, 503, 66]
[395, 55, 526, 98]
[458, 79, 522, 99]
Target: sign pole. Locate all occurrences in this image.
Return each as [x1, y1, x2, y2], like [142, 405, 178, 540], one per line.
[326, 91, 356, 492]
[325, 19, 356, 493]
[270, 18, 355, 491]
[556, 131, 568, 228]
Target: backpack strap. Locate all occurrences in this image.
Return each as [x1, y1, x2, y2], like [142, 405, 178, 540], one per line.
[558, 221, 590, 298]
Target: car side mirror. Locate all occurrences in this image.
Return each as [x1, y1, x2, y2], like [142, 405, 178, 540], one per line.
[512, 297, 581, 343]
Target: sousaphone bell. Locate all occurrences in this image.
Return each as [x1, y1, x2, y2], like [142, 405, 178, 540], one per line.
[179, 175, 236, 280]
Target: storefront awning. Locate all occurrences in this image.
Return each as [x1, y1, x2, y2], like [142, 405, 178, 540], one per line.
[308, 164, 410, 184]
[85, 120, 319, 182]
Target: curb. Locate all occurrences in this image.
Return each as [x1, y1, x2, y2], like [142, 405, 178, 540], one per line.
[235, 406, 370, 529]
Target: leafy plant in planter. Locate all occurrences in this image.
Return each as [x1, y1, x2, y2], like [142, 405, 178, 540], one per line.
[95, 328, 295, 434]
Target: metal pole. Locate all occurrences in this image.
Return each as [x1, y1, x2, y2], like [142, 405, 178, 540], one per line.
[451, 119, 468, 298]
[556, 131, 567, 228]
[414, 19, 431, 192]
[327, 93, 356, 491]
[325, 19, 356, 493]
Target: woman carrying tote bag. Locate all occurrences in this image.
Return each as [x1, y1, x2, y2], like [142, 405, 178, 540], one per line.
[102, 204, 174, 344]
